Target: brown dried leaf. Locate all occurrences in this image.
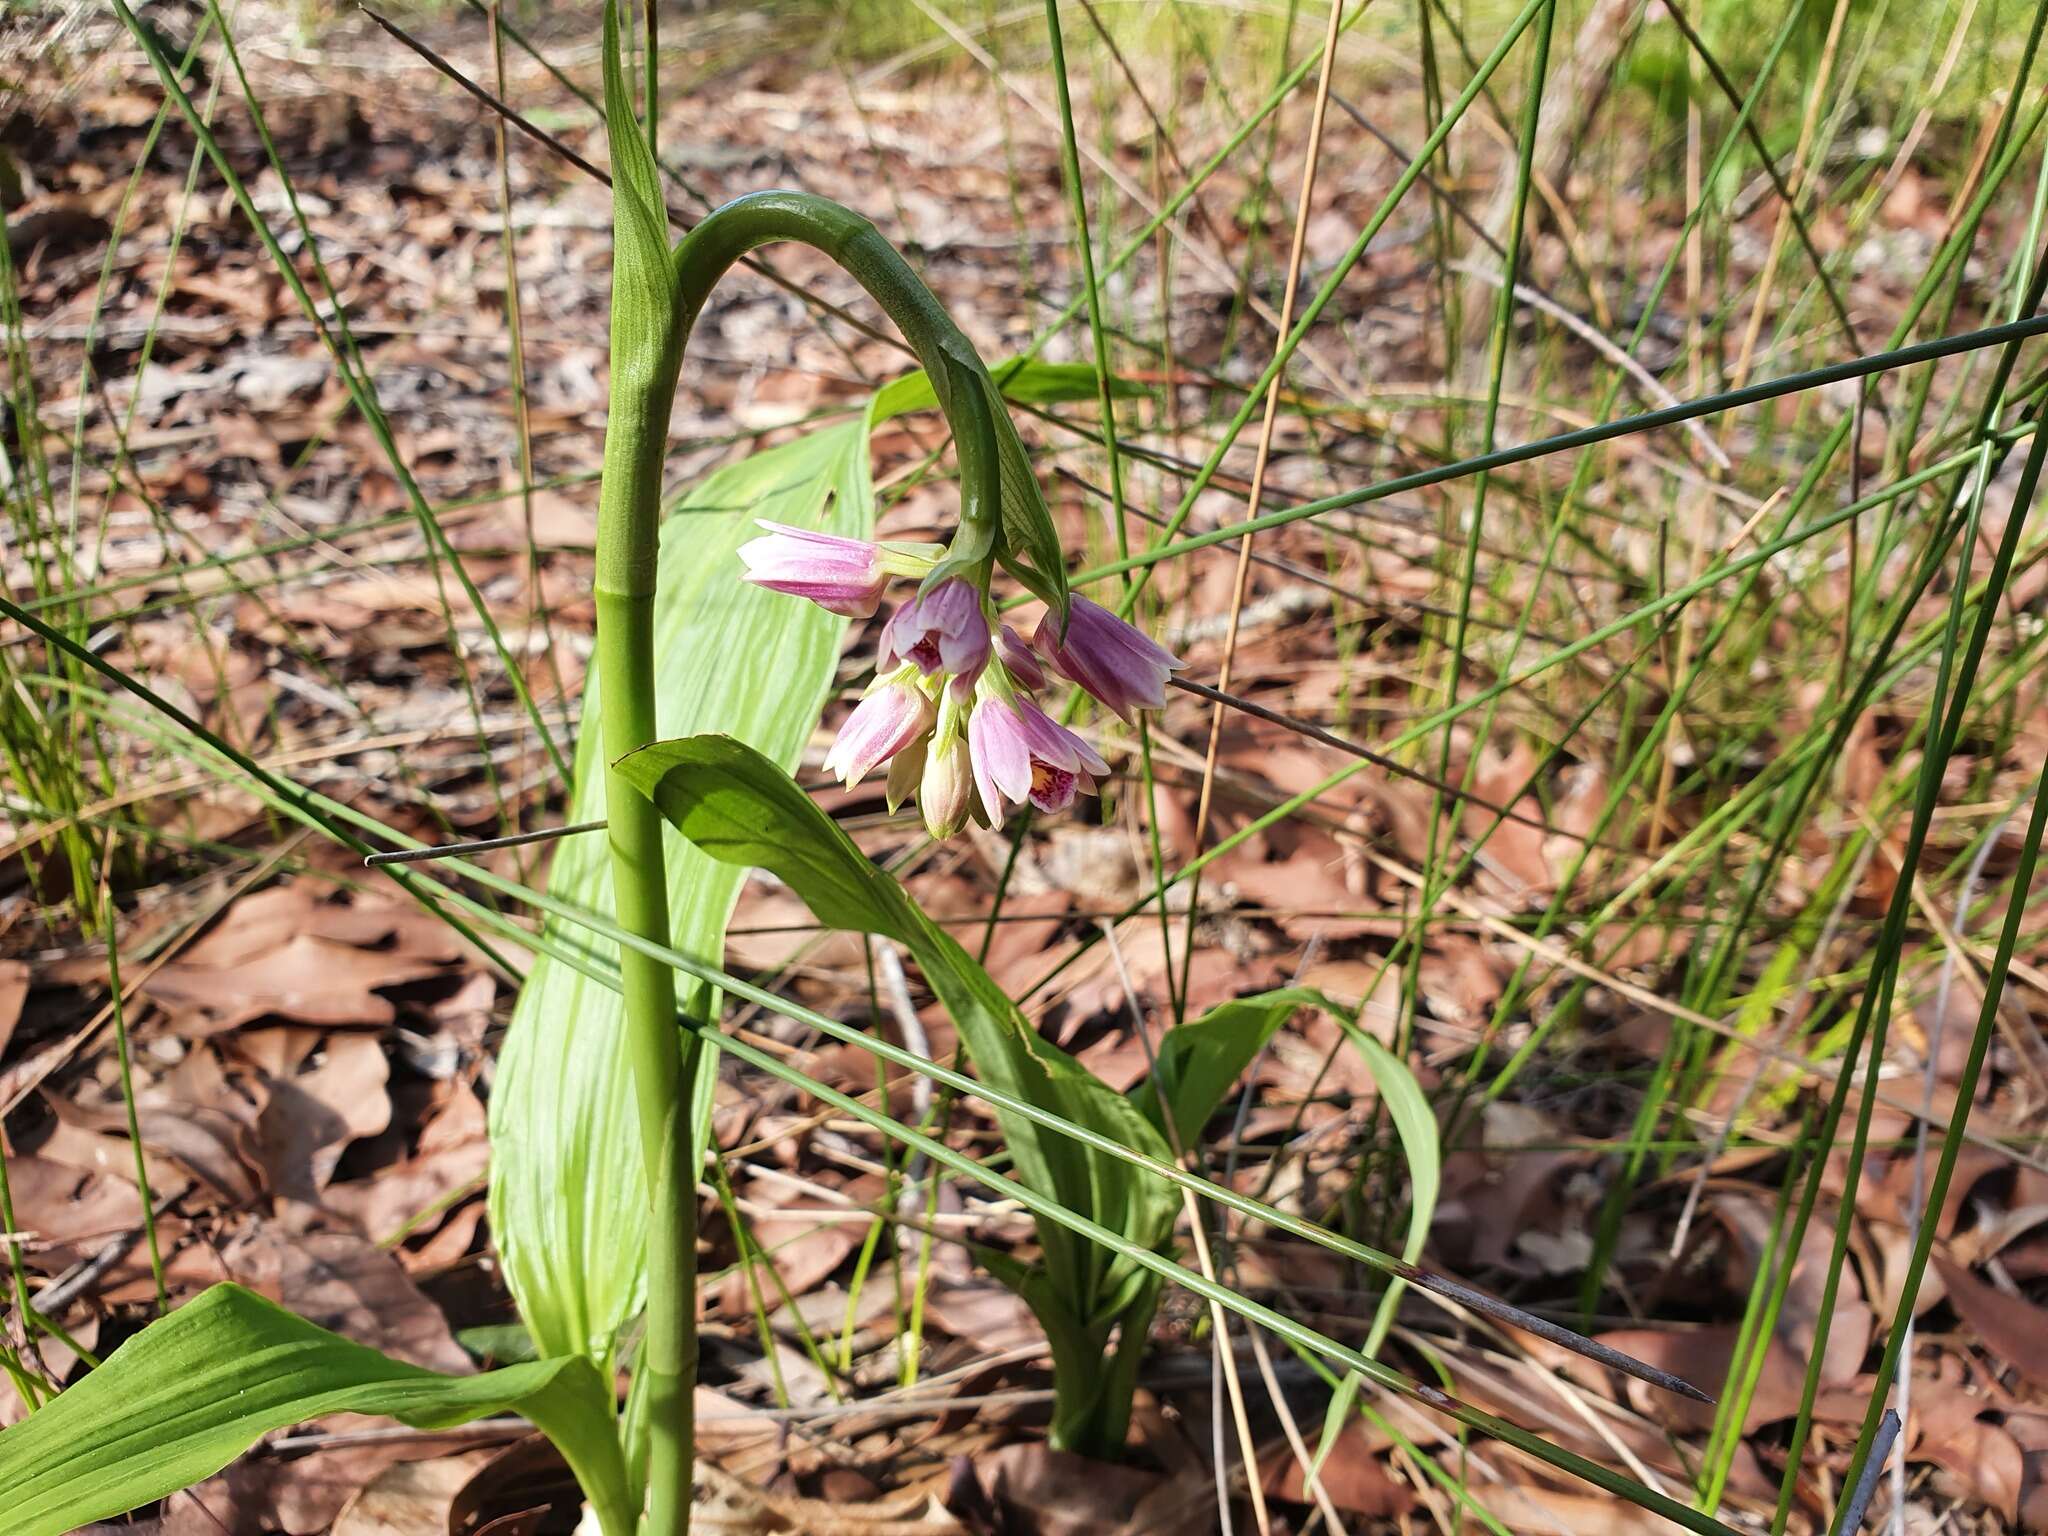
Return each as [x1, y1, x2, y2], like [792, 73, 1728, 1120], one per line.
[1586, 1325, 1807, 1432]
[0, 958, 29, 1063]
[956, 1443, 1163, 1536]
[253, 1032, 393, 1205]
[333, 1451, 500, 1536]
[1260, 1420, 1409, 1516]
[144, 932, 449, 1034]
[1910, 1382, 2024, 1522]
[326, 1077, 489, 1247]
[1933, 1255, 2048, 1389]
[221, 1226, 471, 1373]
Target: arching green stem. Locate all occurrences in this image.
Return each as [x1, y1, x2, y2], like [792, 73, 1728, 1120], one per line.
[594, 29, 1027, 1524]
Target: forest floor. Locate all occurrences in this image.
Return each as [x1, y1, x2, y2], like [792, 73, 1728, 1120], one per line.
[5, 1, 2048, 1533]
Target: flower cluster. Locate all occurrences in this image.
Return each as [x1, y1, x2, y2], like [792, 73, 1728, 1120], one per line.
[739, 522, 1184, 837]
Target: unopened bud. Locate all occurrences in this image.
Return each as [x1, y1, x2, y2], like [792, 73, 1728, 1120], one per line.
[920, 731, 976, 839]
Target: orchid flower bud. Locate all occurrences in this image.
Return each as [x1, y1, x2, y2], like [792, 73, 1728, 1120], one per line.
[1032, 594, 1184, 722]
[920, 729, 977, 839]
[738, 521, 890, 618]
[879, 578, 992, 685]
[967, 689, 1110, 822]
[823, 669, 935, 787]
[885, 728, 929, 814]
[995, 623, 1047, 692]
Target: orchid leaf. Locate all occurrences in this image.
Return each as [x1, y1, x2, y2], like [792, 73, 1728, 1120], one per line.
[0, 1285, 631, 1536]
[1344, 1019, 1439, 1355]
[614, 733, 1176, 1317]
[1136, 987, 1321, 1151]
[490, 420, 873, 1369]
[1311, 1021, 1439, 1483]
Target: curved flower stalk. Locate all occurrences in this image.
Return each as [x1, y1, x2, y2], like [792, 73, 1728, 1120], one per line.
[586, 5, 1096, 1529]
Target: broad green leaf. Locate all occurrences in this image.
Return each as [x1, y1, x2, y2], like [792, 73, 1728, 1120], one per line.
[489, 421, 872, 1368]
[0, 1284, 631, 1536]
[1136, 987, 1321, 1151]
[1346, 1022, 1439, 1354]
[614, 733, 1176, 1324]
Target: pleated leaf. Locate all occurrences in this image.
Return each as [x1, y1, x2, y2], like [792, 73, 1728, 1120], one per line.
[1135, 986, 1320, 1151]
[490, 420, 873, 1368]
[0, 1284, 631, 1536]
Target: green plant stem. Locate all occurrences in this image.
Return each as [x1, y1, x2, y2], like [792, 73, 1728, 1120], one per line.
[594, 173, 1017, 1531]
[592, 580, 694, 1536]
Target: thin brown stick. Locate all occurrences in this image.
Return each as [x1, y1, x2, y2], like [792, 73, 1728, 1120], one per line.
[364, 819, 607, 866]
[1168, 675, 1636, 856]
[1183, 0, 1352, 1011]
[1103, 922, 1276, 1536]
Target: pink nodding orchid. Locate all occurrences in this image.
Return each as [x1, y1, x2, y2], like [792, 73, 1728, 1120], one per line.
[738, 521, 889, 618]
[824, 672, 934, 788]
[968, 691, 1110, 821]
[1032, 594, 1184, 722]
[879, 578, 991, 686]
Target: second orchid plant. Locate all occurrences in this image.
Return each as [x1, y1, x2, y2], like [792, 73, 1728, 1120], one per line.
[742, 526, 1184, 829]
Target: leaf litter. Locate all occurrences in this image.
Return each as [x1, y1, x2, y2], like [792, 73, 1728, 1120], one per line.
[5, 1, 2048, 1533]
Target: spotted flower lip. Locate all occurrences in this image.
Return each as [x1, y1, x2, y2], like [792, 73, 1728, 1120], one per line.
[737, 521, 888, 618]
[1032, 594, 1184, 722]
[879, 578, 992, 684]
[968, 692, 1111, 821]
[823, 673, 934, 787]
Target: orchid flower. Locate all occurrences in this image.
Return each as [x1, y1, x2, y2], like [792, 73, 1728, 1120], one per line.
[879, 577, 992, 687]
[1032, 594, 1184, 722]
[823, 669, 934, 787]
[968, 686, 1110, 821]
[738, 522, 940, 619]
[995, 622, 1048, 692]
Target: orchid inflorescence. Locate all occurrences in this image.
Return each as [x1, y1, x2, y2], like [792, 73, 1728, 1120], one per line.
[740, 521, 1184, 836]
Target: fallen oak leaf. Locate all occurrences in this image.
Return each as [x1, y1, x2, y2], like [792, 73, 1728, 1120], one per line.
[332, 1451, 499, 1536]
[253, 1032, 393, 1206]
[324, 1077, 488, 1247]
[220, 1226, 472, 1374]
[1909, 1380, 2024, 1523]
[142, 932, 453, 1035]
[1933, 1255, 2048, 1390]
[1260, 1417, 1410, 1517]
